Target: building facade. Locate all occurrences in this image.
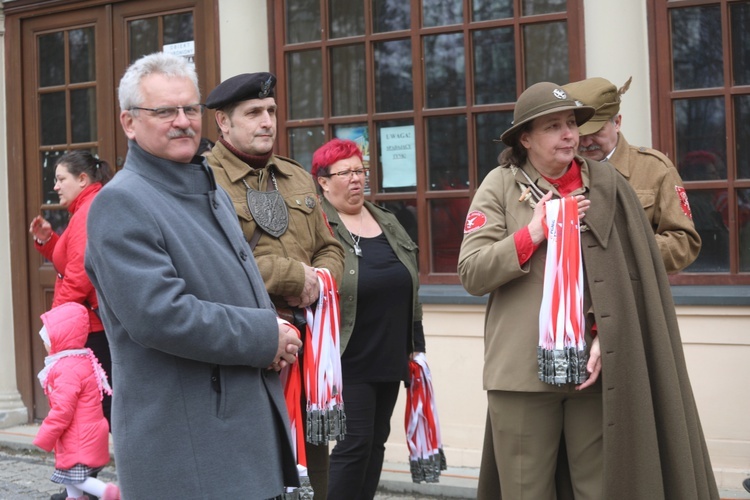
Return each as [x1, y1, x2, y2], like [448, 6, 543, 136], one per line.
[1, 0, 749, 489]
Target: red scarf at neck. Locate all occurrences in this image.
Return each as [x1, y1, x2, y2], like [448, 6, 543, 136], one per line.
[540, 159, 583, 196]
[219, 137, 273, 170]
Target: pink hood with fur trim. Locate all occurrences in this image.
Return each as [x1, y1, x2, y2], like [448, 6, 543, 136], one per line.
[34, 302, 111, 469]
[41, 302, 90, 353]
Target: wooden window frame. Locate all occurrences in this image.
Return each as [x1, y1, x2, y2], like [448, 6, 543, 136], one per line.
[269, 0, 586, 285]
[649, 0, 750, 285]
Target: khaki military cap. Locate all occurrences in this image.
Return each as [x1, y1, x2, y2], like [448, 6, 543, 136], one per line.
[563, 77, 631, 136]
[499, 82, 595, 146]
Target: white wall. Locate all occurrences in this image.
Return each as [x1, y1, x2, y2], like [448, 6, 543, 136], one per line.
[582, 1, 653, 149]
[217, 0, 270, 79]
[380, 304, 750, 491]
[678, 306, 750, 488]
[0, 7, 29, 428]
[384, 304, 486, 468]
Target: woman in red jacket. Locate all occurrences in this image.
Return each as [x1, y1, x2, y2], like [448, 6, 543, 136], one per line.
[35, 302, 119, 500]
[29, 151, 115, 425]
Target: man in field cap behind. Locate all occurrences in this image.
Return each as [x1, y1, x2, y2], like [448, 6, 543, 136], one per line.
[563, 76, 700, 273]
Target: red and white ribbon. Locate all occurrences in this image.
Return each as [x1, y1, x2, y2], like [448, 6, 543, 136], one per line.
[279, 321, 305, 465]
[304, 268, 345, 445]
[405, 353, 447, 483]
[281, 269, 344, 497]
[279, 321, 312, 496]
[538, 197, 587, 385]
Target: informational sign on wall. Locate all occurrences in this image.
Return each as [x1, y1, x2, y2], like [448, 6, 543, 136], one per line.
[163, 41, 195, 63]
[380, 125, 416, 189]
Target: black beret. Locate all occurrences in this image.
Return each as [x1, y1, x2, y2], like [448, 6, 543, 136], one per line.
[205, 72, 276, 110]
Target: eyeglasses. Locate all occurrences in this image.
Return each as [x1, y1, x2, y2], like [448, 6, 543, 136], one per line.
[129, 104, 205, 121]
[325, 168, 368, 178]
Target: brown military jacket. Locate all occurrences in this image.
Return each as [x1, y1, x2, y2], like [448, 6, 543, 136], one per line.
[607, 132, 700, 273]
[206, 142, 344, 304]
[458, 158, 596, 393]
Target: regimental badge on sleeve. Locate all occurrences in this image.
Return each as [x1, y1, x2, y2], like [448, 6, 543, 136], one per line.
[675, 186, 693, 220]
[464, 210, 488, 233]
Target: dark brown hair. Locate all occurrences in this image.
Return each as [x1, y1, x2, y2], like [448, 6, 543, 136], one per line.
[498, 121, 533, 167]
[56, 150, 114, 186]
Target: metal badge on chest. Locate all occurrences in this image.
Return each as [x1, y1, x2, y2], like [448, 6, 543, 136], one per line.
[243, 172, 289, 238]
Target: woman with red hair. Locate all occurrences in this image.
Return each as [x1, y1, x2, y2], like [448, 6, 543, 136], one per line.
[312, 139, 426, 500]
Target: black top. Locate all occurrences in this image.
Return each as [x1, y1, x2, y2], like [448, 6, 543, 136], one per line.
[341, 232, 412, 383]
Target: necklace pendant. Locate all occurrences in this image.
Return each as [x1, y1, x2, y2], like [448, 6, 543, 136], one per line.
[353, 242, 363, 257]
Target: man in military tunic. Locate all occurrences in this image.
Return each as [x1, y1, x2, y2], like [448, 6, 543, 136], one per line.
[204, 72, 345, 497]
[563, 77, 701, 273]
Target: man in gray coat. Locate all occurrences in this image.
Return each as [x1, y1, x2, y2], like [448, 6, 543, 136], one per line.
[85, 52, 301, 499]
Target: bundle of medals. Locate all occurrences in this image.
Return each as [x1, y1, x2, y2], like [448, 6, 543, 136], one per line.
[284, 473, 313, 500]
[283, 269, 344, 499]
[280, 325, 312, 500]
[304, 269, 346, 446]
[405, 353, 447, 483]
[538, 197, 588, 385]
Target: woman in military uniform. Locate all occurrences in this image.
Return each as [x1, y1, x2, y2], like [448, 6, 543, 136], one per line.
[459, 82, 718, 500]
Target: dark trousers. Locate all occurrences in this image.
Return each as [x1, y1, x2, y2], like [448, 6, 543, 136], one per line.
[85, 330, 112, 429]
[305, 437, 330, 497]
[327, 381, 400, 500]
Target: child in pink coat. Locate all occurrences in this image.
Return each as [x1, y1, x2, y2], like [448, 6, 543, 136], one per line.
[34, 302, 120, 500]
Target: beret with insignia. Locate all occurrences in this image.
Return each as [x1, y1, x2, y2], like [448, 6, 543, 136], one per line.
[206, 72, 276, 110]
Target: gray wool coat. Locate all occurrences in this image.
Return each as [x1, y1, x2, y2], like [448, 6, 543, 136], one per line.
[85, 141, 299, 499]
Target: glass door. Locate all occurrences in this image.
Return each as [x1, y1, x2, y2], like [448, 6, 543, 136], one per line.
[21, 6, 114, 419]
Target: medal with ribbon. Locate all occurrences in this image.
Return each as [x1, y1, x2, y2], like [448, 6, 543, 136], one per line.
[303, 269, 346, 445]
[538, 197, 588, 385]
[282, 268, 344, 499]
[279, 323, 313, 500]
[405, 353, 447, 483]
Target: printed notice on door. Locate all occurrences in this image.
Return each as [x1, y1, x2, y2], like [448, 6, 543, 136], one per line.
[380, 125, 416, 189]
[164, 41, 195, 63]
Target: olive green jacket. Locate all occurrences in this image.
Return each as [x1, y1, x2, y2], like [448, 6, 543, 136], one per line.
[321, 198, 425, 355]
